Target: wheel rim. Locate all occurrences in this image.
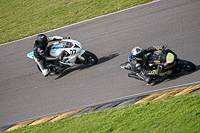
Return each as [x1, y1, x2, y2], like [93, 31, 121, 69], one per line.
[86, 56, 95, 65]
[182, 65, 192, 72]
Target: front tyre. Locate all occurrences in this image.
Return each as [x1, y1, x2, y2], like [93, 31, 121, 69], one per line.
[178, 60, 196, 72]
[82, 51, 98, 66]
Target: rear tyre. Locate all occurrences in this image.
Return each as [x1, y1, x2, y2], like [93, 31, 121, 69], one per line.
[82, 51, 98, 66]
[178, 60, 196, 72]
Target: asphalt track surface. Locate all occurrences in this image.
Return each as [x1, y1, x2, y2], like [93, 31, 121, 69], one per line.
[0, 0, 200, 126]
[3, 83, 200, 131]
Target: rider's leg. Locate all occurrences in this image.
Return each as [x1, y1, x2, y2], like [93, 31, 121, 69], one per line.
[138, 71, 152, 84]
[121, 61, 132, 70]
[128, 70, 152, 84]
[34, 57, 49, 76]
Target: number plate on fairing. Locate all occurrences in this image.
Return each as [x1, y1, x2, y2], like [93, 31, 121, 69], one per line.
[166, 53, 174, 63]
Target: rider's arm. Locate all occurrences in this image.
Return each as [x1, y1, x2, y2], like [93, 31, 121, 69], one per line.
[47, 36, 68, 42]
[128, 53, 133, 62]
[144, 45, 165, 54]
[44, 55, 59, 61]
[144, 46, 157, 53]
[40, 48, 60, 61]
[33, 47, 57, 61]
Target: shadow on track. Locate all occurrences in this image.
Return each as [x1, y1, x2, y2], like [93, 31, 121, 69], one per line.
[151, 64, 200, 86]
[54, 53, 119, 80]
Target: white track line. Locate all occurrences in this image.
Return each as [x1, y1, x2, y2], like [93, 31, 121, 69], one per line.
[1, 80, 199, 127]
[79, 81, 200, 107]
[0, 0, 160, 47]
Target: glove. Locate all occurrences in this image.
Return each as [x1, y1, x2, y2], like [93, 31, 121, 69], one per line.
[156, 45, 165, 51]
[63, 36, 70, 39]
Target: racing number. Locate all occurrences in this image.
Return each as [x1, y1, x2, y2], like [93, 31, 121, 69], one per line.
[167, 53, 174, 63]
[70, 50, 76, 55]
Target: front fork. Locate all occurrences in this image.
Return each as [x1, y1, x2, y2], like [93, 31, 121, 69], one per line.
[77, 49, 86, 61]
[60, 49, 86, 65]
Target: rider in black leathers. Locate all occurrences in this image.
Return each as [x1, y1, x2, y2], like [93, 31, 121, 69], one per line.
[33, 34, 67, 76]
[123, 46, 173, 84]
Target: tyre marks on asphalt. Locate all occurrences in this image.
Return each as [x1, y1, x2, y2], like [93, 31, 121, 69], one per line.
[2, 83, 200, 132]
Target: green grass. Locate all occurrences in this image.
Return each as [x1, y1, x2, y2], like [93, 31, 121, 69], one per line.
[6, 92, 200, 133]
[0, 0, 152, 44]
[3, 1, 200, 132]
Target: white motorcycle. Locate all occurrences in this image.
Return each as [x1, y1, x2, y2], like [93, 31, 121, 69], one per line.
[27, 38, 98, 75]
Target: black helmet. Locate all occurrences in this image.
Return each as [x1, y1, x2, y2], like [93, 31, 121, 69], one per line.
[37, 34, 48, 47]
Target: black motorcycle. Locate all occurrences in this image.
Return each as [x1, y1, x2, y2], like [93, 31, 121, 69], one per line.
[121, 46, 196, 84]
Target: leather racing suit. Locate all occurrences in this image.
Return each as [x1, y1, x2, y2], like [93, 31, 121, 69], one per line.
[33, 36, 66, 76]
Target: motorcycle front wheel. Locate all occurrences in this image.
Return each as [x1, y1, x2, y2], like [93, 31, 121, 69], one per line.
[82, 51, 98, 66]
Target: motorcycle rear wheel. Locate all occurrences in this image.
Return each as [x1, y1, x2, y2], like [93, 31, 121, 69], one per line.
[178, 60, 196, 72]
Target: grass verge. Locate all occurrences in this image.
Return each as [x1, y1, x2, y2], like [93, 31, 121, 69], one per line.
[6, 92, 200, 133]
[0, 0, 153, 44]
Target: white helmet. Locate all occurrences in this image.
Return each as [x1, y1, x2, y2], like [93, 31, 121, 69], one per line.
[131, 47, 143, 56]
[131, 47, 144, 60]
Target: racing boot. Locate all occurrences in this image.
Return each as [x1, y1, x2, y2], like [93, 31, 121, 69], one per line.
[137, 71, 152, 85]
[41, 69, 49, 77]
[128, 72, 141, 80]
[144, 76, 152, 85]
[121, 61, 131, 70]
